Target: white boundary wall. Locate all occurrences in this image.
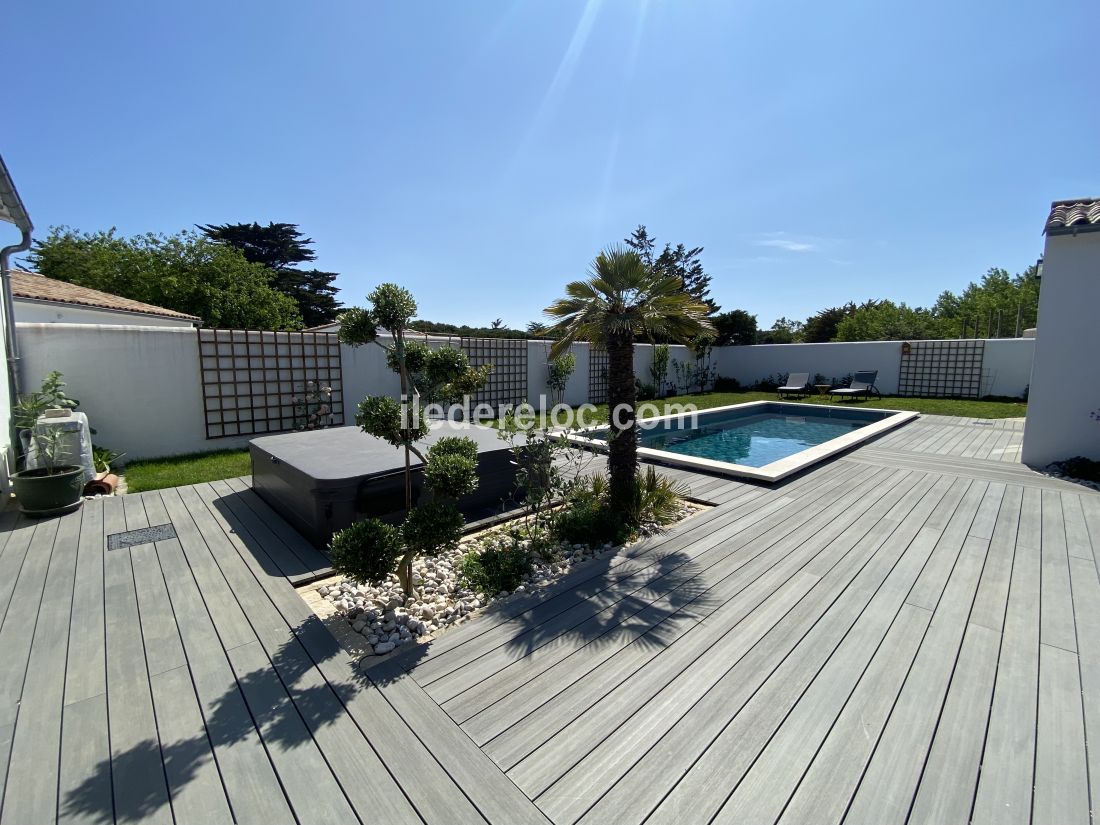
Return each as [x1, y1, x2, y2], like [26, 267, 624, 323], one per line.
[716, 338, 1033, 399]
[16, 322, 1033, 461]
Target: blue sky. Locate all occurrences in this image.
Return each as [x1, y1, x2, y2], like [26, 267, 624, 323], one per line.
[5, 0, 1098, 329]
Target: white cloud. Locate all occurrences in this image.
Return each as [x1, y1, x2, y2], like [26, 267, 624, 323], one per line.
[751, 232, 843, 254]
[757, 238, 816, 252]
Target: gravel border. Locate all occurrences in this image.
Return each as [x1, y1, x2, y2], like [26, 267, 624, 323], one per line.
[317, 503, 701, 657]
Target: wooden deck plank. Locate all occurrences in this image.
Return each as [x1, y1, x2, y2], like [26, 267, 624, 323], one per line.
[101, 496, 173, 825]
[224, 640, 360, 825]
[1040, 489, 1076, 652]
[463, 467, 910, 744]
[1, 507, 81, 825]
[130, 542, 188, 677]
[1033, 643, 1090, 824]
[450, 466, 899, 732]
[0, 516, 37, 631]
[629, 477, 972, 825]
[57, 694, 113, 825]
[842, 530, 990, 824]
[182, 482, 496, 824]
[1069, 554, 1100, 824]
[219, 477, 332, 580]
[151, 495, 296, 825]
[777, 605, 930, 825]
[432, 463, 877, 708]
[412, 464, 856, 686]
[532, 475, 954, 823]
[485, 472, 930, 775]
[713, 606, 933, 825]
[403, 463, 850, 676]
[369, 660, 549, 825]
[139, 490, 172, 528]
[970, 495, 1042, 825]
[969, 484, 1022, 633]
[63, 499, 107, 705]
[159, 487, 258, 652]
[906, 622, 1001, 825]
[148, 664, 235, 825]
[158, 488, 351, 824]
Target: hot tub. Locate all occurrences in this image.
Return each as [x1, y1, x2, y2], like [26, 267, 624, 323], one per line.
[250, 422, 517, 548]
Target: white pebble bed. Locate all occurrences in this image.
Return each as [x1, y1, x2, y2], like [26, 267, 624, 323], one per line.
[320, 504, 698, 657]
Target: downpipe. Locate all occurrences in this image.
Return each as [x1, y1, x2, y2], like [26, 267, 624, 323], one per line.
[0, 225, 30, 400]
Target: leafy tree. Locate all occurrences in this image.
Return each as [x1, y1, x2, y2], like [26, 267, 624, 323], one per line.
[713, 309, 758, 346]
[834, 300, 953, 341]
[526, 320, 551, 337]
[802, 303, 856, 343]
[336, 284, 490, 595]
[625, 225, 718, 313]
[757, 316, 805, 344]
[933, 266, 1040, 337]
[28, 227, 302, 329]
[199, 222, 342, 327]
[544, 246, 713, 516]
[490, 318, 505, 330]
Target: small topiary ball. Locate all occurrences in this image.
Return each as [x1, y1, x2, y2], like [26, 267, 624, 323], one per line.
[329, 518, 404, 585]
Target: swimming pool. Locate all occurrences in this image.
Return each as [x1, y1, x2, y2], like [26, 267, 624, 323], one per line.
[570, 401, 918, 482]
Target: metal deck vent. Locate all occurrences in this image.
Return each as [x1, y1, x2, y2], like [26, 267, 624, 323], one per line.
[107, 523, 178, 551]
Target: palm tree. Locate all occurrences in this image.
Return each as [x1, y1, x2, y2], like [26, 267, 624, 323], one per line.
[545, 246, 714, 516]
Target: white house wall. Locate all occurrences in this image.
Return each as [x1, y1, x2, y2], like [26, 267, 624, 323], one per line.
[1022, 231, 1100, 466]
[15, 299, 195, 327]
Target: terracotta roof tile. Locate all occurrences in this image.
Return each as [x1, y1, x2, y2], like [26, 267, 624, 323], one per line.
[10, 270, 201, 322]
[1045, 198, 1100, 234]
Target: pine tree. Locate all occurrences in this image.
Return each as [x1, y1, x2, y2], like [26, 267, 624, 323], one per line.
[625, 225, 717, 313]
[199, 222, 342, 327]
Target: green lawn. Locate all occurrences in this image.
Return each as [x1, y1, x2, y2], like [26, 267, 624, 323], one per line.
[568, 390, 1027, 424]
[124, 448, 251, 493]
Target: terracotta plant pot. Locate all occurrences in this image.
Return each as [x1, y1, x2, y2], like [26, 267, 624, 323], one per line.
[11, 465, 85, 516]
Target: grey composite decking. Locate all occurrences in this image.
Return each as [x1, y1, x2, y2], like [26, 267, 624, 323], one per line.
[0, 412, 1097, 824]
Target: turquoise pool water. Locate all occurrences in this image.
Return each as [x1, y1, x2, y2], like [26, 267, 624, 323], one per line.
[617, 405, 883, 468]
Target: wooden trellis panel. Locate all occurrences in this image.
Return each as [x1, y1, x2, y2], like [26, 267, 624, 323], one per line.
[589, 346, 609, 405]
[460, 336, 528, 409]
[898, 339, 985, 398]
[198, 328, 344, 439]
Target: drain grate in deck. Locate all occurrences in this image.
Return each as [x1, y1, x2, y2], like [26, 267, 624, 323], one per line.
[107, 523, 178, 551]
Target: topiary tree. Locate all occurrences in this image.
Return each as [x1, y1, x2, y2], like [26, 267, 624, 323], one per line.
[334, 284, 491, 594]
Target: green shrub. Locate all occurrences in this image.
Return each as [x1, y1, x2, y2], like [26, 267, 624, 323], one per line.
[402, 501, 464, 556]
[553, 467, 685, 545]
[423, 452, 478, 499]
[329, 518, 404, 585]
[458, 540, 532, 594]
[713, 375, 740, 392]
[429, 436, 479, 463]
[356, 395, 429, 446]
[553, 500, 630, 546]
[634, 465, 688, 525]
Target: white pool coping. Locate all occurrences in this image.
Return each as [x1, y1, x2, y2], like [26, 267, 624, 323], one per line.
[565, 400, 920, 483]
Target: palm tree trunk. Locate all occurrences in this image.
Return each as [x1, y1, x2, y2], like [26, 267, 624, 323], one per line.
[606, 333, 639, 519]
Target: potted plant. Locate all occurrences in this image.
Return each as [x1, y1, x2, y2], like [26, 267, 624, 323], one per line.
[10, 387, 85, 516]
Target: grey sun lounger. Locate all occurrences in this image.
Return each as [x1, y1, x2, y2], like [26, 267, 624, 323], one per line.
[830, 370, 881, 400]
[777, 372, 811, 398]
